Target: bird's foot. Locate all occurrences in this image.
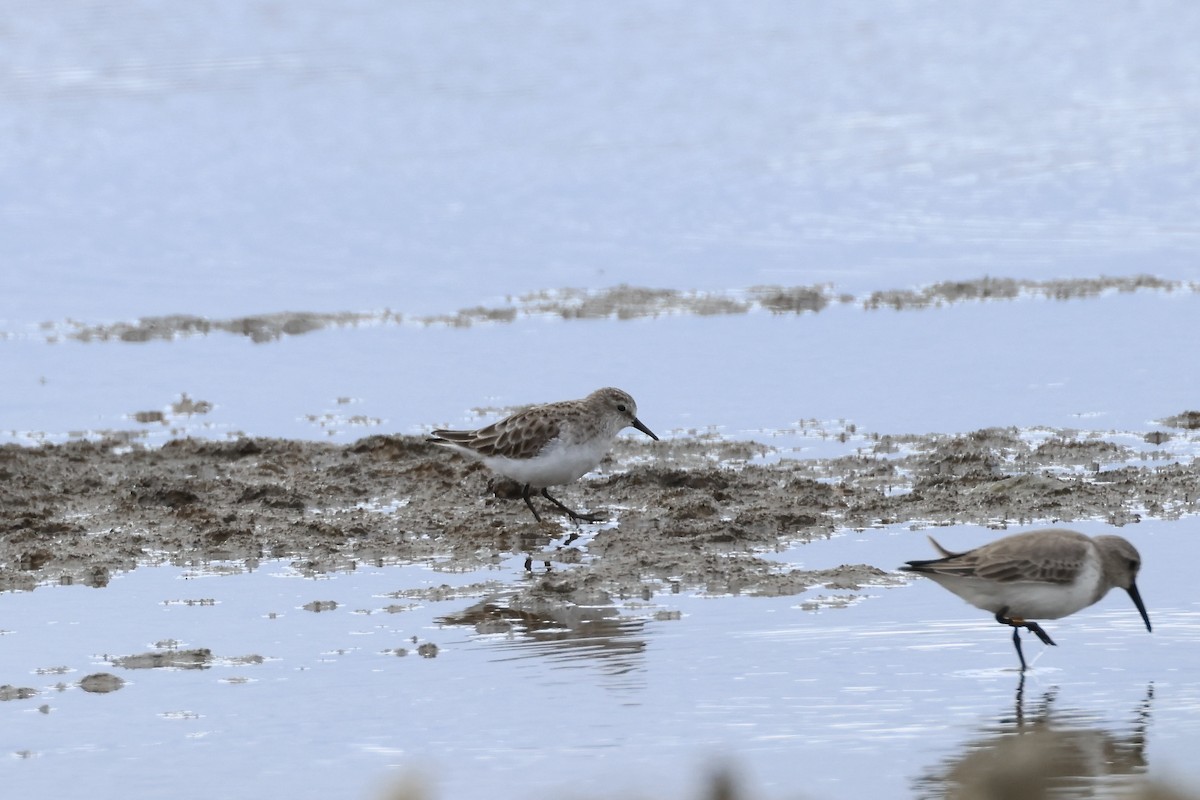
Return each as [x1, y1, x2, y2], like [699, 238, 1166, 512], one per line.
[1024, 621, 1056, 647]
[564, 509, 606, 523]
[996, 608, 1056, 669]
[540, 488, 607, 523]
[998, 613, 1056, 647]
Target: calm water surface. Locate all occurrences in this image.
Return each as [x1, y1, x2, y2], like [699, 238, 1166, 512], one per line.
[3, 519, 1197, 799]
[4, 2, 1200, 797]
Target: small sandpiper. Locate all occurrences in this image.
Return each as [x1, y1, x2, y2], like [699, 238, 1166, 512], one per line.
[430, 387, 658, 525]
[901, 528, 1151, 671]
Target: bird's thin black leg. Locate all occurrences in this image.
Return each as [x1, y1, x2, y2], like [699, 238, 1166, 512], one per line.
[540, 488, 605, 523]
[995, 606, 1055, 671]
[520, 484, 549, 570]
[996, 607, 1029, 671]
[521, 484, 543, 523]
[516, 489, 552, 568]
[1011, 625, 1028, 672]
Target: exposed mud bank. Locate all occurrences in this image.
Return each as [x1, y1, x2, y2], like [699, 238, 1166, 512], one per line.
[2, 416, 1196, 599]
[37, 275, 1197, 343]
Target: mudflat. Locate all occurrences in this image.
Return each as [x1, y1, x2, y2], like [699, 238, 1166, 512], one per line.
[4, 417, 1196, 599]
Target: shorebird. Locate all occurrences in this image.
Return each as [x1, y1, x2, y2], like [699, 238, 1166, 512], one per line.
[901, 528, 1151, 671]
[429, 387, 658, 523]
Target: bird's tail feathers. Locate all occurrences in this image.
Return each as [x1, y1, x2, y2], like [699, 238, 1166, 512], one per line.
[926, 535, 959, 558]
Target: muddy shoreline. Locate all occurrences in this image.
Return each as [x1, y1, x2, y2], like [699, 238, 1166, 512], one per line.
[3, 417, 1197, 598]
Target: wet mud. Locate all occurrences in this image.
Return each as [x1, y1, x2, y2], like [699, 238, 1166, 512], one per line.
[2, 415, 1197, 601]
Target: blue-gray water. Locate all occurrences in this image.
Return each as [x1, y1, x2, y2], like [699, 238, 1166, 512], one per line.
[3, 3, 1200, 798]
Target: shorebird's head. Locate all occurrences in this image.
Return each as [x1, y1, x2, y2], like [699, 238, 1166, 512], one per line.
[1097, 535, 1151, 633]
[590, 388, 659, 441]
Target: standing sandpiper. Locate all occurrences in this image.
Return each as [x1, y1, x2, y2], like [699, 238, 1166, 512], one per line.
[430, 387, 658, 523]
[901, 528, 1151, 671]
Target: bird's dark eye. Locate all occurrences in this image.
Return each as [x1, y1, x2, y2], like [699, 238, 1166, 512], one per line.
[1129, 559, 1140, 570]
[617, 404, 627, 412]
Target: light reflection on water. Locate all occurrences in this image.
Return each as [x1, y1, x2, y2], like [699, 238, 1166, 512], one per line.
[913, 679, 1154, 799]
[437, 591, 649, 694]
[3, 525, 1200, 799]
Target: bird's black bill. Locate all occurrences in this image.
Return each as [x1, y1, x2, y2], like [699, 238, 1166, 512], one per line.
[1127, 582, 1152, 632]
[632, 418, 659, 441]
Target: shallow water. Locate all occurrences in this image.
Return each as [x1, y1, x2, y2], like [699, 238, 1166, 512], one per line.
[6, 290, 1200, 450]
[3, 519, 1197, 800]
[5, 2, 1200, 324]
[5, 2, 1200, 798]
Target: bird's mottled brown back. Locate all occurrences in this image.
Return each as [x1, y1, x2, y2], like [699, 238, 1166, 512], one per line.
[469, 406, 564, 459]
[429, 387, 647, 462]
[432, 402, 576, 460]
[908, 529, 1091, 585]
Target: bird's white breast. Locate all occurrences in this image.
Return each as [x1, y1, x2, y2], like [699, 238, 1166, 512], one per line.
[481, 434, 613, 488]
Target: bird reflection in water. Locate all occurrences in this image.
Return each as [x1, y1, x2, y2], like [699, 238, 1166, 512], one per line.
[914, 679, 1156, 799]
[437, 591, 648, 691]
